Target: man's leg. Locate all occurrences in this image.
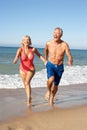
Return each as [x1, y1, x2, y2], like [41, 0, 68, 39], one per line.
[45, 76, 54, 100]
[50, 85, 58, 106]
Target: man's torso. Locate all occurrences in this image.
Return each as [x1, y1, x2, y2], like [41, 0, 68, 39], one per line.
[47, 40, 66, 65]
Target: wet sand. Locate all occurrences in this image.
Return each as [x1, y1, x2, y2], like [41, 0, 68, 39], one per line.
[0, 83, 87, 130]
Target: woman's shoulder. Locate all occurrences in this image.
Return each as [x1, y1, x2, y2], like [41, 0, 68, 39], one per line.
[30, 46, 36, 52]
[17, 47, 23, 53]
[18, 47, 21, 50]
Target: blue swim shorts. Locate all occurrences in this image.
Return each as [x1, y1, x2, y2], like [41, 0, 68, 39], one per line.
[46, 61, 64, 86]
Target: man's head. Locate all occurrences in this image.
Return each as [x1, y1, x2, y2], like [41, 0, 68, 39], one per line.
[53, 27, 63, 41]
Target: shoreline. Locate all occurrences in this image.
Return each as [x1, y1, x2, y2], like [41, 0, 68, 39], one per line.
[1, 105, 87, 130]
[0, 83, 87, 129]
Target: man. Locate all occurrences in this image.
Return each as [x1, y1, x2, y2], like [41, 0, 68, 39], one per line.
[44, 27, 73, 106]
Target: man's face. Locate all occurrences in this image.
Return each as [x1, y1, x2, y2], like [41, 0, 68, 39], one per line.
[53, 29, 62, 41]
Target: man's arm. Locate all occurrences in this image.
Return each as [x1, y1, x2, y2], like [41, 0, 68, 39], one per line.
[44, 43, 49, 60]
[65, 43, 73, 66]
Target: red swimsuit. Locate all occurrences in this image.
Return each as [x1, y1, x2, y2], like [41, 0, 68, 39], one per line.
[20, 49, 34, 73]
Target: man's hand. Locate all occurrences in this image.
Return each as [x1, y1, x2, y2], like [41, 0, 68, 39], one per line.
[67, 61, 73, 66]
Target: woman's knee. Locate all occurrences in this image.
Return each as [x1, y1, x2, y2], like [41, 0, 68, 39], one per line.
[25, 80, 30, 86]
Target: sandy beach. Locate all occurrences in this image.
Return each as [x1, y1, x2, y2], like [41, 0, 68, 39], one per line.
[0, 83, 87, 130]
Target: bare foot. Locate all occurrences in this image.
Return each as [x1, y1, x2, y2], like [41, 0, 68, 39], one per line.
[45, 91, 50, 100]
[27, 98, 32, 107]
[50, 96, 54, 107]
[27, 101, 31, 107]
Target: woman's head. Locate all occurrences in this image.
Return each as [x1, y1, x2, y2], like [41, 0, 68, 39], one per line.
[21, 35, 32, 46]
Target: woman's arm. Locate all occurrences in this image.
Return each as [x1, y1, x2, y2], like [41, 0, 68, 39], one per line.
[13, 48, 21, 64]
[34, 48, 47, 63]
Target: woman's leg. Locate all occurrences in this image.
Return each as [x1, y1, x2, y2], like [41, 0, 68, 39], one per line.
[20, 70, 26, 86]
[20, 70, 35, 106]
[24, 70, 35, 106]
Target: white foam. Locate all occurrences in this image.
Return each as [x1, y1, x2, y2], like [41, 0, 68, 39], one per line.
[0, 65, 87, 89]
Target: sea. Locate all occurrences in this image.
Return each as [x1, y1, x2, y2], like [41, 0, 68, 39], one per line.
[0, 46, 87, 89]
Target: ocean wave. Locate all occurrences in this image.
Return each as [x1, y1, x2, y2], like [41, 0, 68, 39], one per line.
[0, 65, 87, 89]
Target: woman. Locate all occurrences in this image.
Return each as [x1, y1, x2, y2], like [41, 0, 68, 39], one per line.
[13, 35, 46, 106]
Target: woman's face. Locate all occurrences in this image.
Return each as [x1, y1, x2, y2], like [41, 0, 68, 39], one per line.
[22, 37, 31, 46]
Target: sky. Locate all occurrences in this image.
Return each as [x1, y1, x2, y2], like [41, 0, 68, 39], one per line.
[0, 0, 87, 49]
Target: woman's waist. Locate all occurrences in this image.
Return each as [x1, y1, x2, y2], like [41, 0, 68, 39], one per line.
[20, 61, 34, 67]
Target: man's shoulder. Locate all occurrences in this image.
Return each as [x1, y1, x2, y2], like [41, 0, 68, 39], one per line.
[46, 40, 53, 45]
[61, 41, 70, 50]
[62, 41, 68, 46]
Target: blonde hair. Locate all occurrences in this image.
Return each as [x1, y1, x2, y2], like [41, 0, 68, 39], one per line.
[21, 35, 32, 46]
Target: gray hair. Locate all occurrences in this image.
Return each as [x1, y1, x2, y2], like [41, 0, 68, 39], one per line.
[55, 27, 63, 36]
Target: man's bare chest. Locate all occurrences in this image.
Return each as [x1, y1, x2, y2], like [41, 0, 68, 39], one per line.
[49, 45, 64, 54]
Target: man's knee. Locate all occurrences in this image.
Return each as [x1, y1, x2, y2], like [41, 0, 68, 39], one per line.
[52, 85, 58, 93]
[47, 76, 54, 85]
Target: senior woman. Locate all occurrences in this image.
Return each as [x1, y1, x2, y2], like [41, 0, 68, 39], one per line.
[13, 35, 46, 106]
